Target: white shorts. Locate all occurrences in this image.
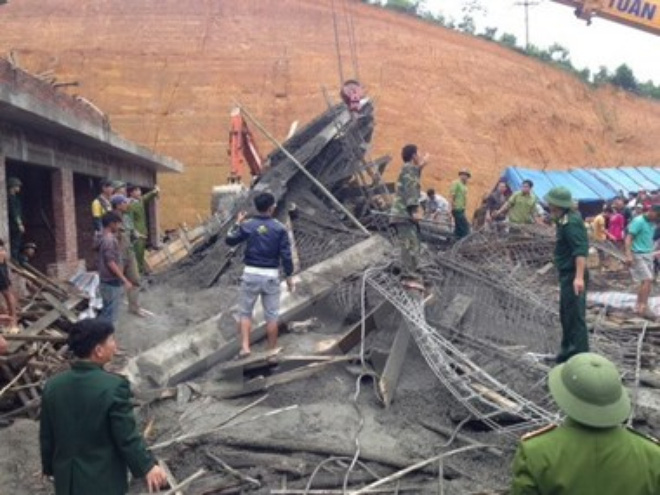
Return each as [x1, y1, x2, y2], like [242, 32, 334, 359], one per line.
[630, 253, 654, 283]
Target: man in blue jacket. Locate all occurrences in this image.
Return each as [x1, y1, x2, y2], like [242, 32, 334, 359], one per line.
[226, 192, 294, 356]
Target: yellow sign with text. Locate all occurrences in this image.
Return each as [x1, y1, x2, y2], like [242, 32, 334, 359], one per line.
[602, 0, 660, 33]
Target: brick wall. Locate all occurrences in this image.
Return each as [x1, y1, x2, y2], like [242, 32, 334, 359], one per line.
[48, 168, 84, 279]
[0, 59, 107, 129]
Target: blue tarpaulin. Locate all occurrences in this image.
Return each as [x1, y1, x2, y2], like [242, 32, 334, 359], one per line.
[501, 166, 660, 204]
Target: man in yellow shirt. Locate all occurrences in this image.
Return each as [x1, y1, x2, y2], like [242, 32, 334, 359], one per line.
[91, 179, 114, 235]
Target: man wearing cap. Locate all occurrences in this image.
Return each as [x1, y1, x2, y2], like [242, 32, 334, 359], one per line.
[449, 170, 471, 239]
[111, 195, 144, 317]
[545, 187, 589, 363]
[625, 204, 660, 319]
[511, 352, 660, 494]
[495, 179, 538, 228]
[18, 241, 37, 267]
[7, 177, 24, 261]
[389, 144, 430, 290]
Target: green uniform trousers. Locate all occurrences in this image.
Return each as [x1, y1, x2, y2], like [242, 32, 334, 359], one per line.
[452, 210, 470, 239]
[394, 221, 420, 281]
[557, 270, 589, 363]
[133, 238, 147, 274]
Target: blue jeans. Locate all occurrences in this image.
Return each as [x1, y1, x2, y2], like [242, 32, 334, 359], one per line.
[239, 273, 281, 323]
[98, 282, 123, 325]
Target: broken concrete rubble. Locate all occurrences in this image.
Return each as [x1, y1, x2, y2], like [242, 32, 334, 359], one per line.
[125, 235, 388, 388]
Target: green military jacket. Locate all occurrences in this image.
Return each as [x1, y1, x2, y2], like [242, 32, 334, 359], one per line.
[554, 211, 589, 274]
[511, 419, 660, 495]
[40, 361, 155, 495]
[390, 162, 421, 222]
[128, 190, 158, 237]
[8, 192, 23, 233]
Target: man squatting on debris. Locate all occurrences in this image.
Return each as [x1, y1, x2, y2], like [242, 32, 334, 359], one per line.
[545, 187, 590, 363]
[40, 319, 167, 494]
[510, 352, 660, 494]
[389, 144, 429, 291]
[226, 192, 294, 357]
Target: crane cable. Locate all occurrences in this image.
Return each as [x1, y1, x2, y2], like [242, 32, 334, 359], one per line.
[341, 0, 361, 81]
[330, 0, 346, 87]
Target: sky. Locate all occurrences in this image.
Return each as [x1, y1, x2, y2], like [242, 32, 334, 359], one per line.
[422, 0, 660, 83]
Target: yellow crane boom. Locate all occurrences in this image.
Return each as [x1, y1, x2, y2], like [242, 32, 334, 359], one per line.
[551, 0, 660, 35]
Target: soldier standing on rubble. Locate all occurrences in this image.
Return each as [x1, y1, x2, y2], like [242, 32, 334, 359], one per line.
[495, 180, 539, 228]
[226, 192, 294, 357]
[389, 144, 429, 291]
[545, 187, 589, 363]
[511, 352, 660, 495]
[449, 169, 471, 239]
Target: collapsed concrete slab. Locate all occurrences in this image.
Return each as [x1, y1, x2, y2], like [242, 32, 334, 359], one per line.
[124, 235, 388, 388]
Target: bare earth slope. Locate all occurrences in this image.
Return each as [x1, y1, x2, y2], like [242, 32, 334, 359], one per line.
[2, 0, 660, 225]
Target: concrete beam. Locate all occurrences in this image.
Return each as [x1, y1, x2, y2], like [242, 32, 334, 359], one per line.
[0, 123, 155, 187]
[124, 234, 386, 388]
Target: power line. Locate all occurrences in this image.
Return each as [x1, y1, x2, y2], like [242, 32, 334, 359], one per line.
[514, 0, 539, 49]
[330, 0, 346, 87]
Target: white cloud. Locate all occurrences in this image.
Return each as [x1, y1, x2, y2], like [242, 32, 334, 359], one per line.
[423, 0, 660, 82]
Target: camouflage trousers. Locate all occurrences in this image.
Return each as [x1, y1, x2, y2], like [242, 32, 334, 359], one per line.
[393, 222, 421, 281]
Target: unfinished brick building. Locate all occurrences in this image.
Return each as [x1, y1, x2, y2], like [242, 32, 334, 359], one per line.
[0, 60, 182, 278]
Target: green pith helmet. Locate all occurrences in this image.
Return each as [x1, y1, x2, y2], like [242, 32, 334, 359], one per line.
[7, 177, 22, 188]
[544, 186, 574, 209]
[548, 353, 631, 428]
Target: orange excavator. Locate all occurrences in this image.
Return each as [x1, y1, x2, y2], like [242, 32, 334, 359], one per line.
[550, 0, 660, 35]
[227, 106, 263, 184]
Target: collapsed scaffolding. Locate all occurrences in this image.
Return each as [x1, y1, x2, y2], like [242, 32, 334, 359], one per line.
[132, 91, 660, 493]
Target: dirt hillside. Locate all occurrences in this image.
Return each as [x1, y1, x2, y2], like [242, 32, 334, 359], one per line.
[2, 0, 660, 227]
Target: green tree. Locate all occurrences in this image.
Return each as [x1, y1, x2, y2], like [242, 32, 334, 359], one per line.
[610, 64, 638, 92]
[548, 43, 570, 64]
[499, 32, 518, 48]
[458, 14, 476, 34]
[481, 26, 498, 40]
[593, 66, 611, 85]
[384, 0, 420, 14]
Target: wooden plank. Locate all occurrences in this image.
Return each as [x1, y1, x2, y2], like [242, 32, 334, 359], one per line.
[378, 324, 411, 408]
[42, 292, 78, 323]
[329, 302, 384, 354]
[7, 296, 82, 353]
[217, 348, 283, 374]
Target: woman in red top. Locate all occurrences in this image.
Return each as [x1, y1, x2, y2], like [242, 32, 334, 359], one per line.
[607, 205, 625, 248]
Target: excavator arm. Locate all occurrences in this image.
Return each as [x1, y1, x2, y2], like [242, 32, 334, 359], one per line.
[227, 107, 262, 184]
[551, 0, 660, 35]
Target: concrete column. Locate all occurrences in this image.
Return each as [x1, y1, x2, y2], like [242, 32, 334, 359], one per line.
[0, 153, 7, 247]
[48, 168, 84, 279]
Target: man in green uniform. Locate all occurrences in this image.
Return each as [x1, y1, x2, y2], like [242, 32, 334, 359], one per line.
[112, 195, 144, 316]
[7, 177, 25, 262]
[390, 144, 429, 290]
[127, 184, 160, 274]
[545, 187, 589, 363]
[40, 319, 167, 494]
[495, 179, 538, 227]
[449, 169, 470, 239]
[511, 352, 660, 495]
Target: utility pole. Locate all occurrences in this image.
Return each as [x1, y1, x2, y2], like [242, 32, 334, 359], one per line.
[514, 0, 539, 49]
